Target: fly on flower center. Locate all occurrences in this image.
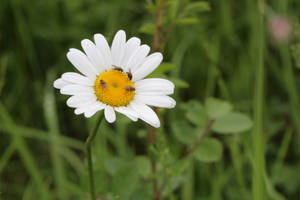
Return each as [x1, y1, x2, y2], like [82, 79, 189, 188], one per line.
[94, 68, 135, 107]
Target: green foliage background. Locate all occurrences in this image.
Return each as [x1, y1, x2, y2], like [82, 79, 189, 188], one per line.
[1, 0, 300, 199]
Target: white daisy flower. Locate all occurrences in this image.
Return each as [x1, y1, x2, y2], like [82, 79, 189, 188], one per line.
[53, 30, 176, 128]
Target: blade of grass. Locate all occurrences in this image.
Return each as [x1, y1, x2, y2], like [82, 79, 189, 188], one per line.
[0, 103, 51, 200]
[0, 141, 17, 174]
[274, 127, 292, 167]
[211, 165, 235, 200]
[0, 55, 8, 97]
[44, 71, 67, 200]
[10, 0, 41, 76]
[0, 124, 84, 151]
[15, 135, 52, 200]
[227, 137, 248, 198]
[59, 146, 84, 173]
[22, 181, 34, 200]
[181, 159, 194, 200]
[280, 45, 300, 133]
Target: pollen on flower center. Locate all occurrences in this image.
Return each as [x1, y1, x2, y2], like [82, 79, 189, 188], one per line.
[94, 69, 135, 107]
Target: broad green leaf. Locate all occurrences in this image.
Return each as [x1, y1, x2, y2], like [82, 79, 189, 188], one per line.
[139, 23, 155, 35]
[183, 100, 207, 127]
[272, 164, 300, 194]
[111, 163, 139, 199]
[153, 62, 176, 74]
[172, 121, 199, 144]
[135, 156, 151, 178]
[130, 188, 152, 200]
[171, 159, 190, 176]
[104, 157, 127, 175]
[176, 18, 199, 25]
[212, 112, 253, 134]
[193, 137, 223, 163]
[205, 97, 232, 119]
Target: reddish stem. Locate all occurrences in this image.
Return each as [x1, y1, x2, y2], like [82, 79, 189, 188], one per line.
[184, 120, 215, 159]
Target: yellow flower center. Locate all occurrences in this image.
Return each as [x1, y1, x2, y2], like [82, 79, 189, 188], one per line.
[94, 69, 135, 107]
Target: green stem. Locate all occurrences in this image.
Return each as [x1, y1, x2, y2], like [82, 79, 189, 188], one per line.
[252, 0, 266, 199]
[85, 112, 104, 200]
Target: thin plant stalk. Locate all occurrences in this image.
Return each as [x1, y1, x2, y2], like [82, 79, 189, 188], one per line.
[0, 141, 16, 174]
[252, 0, 266, 199]
[85, 112, 104, 200]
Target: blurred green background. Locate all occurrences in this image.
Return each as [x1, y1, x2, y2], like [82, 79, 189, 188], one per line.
[1, 0, 300, 199]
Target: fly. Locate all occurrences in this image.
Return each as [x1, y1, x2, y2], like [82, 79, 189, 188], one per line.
[100, 80, 107, 88]
[112, 65, 123, 72]
[126, 71, 132, 80]
[124, 86, 135, 91]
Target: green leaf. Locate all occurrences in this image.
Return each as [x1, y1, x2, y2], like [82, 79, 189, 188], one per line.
[183, 100, 207, 127]
[185, 2, 211, 13]
[111, 163, 139, 199]
[176, 18, 199, 25]
[135, 156, 151, 178]
[152, 62, 176, 74]
[104, 157, 127, 175]
[212, 112, 253, 134]
[139, 23, 155, 35]
[193, 137, 223, 163]
[172, 121, 199, 144]
[130, 188, 152, 200]
[205, 97, 233, 119]
[171, 159, 190, 176]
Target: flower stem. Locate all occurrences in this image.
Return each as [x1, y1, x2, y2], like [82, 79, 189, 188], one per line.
[85, 112, 104, 200]
[252, 0, 266, 199]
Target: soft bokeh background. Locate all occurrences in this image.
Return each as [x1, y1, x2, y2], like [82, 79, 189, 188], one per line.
[1, 0, 300, 199]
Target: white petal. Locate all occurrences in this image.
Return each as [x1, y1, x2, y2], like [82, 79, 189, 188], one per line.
[132, 52, 163, 81]
[61, 72, 94, 86]
[67, 49, 97, 79]
[135, 78, 174, 95]
[130, 102, 160, 128]
[66, 95, 97, 108]
[124, 44, 150, 72]
[74, 101, 105, 116]
[81, 39, 107, 74]
[94, 33, 113, 67]
[115, 106, 138, 121]
[60, 84, 94, 95]
[84, 102, 106, 118]
[134, 95, 176, 108]
[111, 30, 126, 67]
[74, 107, 86, 115]
[121, 37, 141, 68]
[53, 78, 68, 89]
[67, 94, 96, 104]
[84, 109, 97, 118]
[104, 106, 116, 123]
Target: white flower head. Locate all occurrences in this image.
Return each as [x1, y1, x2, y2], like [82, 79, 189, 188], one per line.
[53, 30, 176, 128]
